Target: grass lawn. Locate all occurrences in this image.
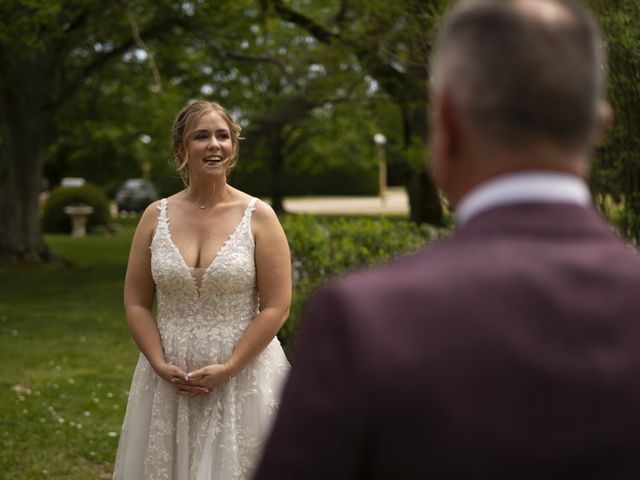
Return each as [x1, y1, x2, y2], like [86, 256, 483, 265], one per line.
[0, 212, 432, 479]
[0, 221, 138, 479]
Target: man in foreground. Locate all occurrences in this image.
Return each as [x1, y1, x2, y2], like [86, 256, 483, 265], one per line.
[255, 0, 640, 478]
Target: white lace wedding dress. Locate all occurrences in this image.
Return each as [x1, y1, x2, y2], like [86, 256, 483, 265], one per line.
[113, 197, 289, 480]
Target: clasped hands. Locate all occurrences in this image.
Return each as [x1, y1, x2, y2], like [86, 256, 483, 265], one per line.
[155, 361, 232, 397]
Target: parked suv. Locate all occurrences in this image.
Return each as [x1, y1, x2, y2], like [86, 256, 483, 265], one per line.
[115, 178, 158, 213]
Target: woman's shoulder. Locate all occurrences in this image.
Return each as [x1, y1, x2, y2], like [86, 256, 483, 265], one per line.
[252, 198, 277, 221]
[229, 187, 278, 225]
[138, 192, 183, 226]
[140, 199, 163, 221]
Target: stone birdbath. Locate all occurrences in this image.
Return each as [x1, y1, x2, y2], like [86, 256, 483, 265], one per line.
[64, 204, 94, 237]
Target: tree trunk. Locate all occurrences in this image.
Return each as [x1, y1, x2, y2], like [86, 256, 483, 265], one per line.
[402, 101, 444, 226]
[0, 54, 55, 264]
[269, 126, 286, 213]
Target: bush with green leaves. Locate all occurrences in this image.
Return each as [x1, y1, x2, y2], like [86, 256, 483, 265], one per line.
[42, 183, 111, 234]
[279, 214, 446, 353]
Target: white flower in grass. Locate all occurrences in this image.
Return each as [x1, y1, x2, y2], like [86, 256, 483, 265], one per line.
[79, 336, 87, 343]
[11, 384, 31, 394]
[106, 392, 113, 398]
[10, 330, 18, 336]
[67, 378, 75, 384]
[83, 411, 91, 417]
[108, 431, 118, 438]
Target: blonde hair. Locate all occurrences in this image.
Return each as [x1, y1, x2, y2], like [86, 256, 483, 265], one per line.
[171, 100, 242, 186]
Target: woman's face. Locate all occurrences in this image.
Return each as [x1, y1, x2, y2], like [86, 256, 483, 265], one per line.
[186, 110, 234, 180]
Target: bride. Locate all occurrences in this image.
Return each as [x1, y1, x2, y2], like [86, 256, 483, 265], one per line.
[113, 100, 291, 479]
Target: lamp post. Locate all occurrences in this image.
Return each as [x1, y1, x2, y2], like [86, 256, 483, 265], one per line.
[139, 134, 152, 179]
[373, 133, 387, 205]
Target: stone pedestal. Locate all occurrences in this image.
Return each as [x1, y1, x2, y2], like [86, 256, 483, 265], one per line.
[64, 204, 94, 237]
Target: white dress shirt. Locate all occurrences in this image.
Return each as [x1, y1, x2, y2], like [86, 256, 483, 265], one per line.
[455, 171, 592, 226]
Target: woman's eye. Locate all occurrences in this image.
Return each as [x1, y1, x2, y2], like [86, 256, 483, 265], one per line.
[194, 134, 208, 140]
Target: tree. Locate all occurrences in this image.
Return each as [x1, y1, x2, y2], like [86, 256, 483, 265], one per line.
[177, 3, 378, 212]
[587, 0, 640, 242]
[0, 0, 202, 263]
[263, 0, 448, 225]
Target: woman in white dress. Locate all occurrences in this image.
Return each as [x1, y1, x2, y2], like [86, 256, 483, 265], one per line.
[113, 100, 291, 480]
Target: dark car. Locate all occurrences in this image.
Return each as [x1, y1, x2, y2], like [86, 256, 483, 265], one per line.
[115, 178, 158, 213]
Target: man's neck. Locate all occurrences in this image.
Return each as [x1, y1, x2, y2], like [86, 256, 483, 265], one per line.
[448, 142, 589, 208]
[454, 171, 591, 226]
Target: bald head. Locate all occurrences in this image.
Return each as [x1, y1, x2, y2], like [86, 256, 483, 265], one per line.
[432, 0, 606, 151]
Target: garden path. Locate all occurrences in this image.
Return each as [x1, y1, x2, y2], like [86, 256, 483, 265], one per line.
[283, 187, 409, 215]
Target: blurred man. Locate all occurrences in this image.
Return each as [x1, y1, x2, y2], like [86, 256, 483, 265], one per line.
[254, 0, 640, 478]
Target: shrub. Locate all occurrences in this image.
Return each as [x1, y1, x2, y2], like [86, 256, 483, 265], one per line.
[279, 214, 447, 353]
[42, 183, 111, 234]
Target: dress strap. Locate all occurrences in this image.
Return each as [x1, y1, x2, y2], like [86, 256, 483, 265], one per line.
[157, 198, 168, 221]
[245, 197, 258, 215]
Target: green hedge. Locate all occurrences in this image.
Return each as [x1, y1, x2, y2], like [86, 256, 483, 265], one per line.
[42, 183, 111, 234]
[279, 214, 447, 353]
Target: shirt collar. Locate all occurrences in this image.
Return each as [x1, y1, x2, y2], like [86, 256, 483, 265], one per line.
[455, 171, 591, 226]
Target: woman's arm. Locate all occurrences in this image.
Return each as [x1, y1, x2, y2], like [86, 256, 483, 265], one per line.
[188, 200, 292, 388]
[124, 202, 208, 395]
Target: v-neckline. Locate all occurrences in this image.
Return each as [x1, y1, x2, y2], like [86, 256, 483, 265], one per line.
[163, 200, 249, 284]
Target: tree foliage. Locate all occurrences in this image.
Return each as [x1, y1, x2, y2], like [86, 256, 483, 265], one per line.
[263, 0, 448, 224]
[2, 0, 640, 263]
[587, 0, 640, 242]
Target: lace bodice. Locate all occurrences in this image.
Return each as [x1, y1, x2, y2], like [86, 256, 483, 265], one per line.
[151, 197, 259, 336]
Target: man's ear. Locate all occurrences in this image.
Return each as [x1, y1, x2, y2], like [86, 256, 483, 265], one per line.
[594, 100, 613, 144]
[434, 90, 461, 166]
[429, 89, 460, 194]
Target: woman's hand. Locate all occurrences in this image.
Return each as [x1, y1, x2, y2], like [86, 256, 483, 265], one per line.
[154, 361, 210, 396]
[187, 364, 233, 390]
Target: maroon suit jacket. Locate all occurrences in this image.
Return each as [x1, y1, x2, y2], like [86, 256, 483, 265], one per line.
[254, 203, 640, 479]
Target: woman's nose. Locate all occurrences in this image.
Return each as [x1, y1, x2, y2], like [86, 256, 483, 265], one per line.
[207, 137, 220, 149]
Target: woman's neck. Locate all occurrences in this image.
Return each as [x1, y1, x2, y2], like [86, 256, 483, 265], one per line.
[185, 177, 229, 209]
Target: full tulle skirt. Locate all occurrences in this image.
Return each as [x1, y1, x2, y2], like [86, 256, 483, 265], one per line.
[113, 337, 288, 480]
